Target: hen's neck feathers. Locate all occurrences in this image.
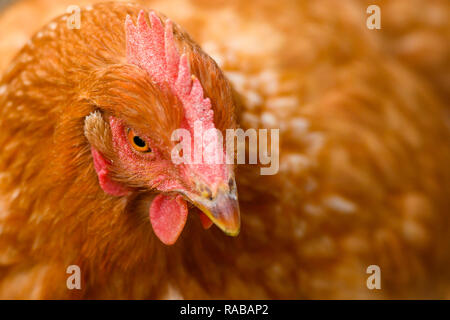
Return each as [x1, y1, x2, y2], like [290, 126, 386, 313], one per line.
[0, 2, 236, 295]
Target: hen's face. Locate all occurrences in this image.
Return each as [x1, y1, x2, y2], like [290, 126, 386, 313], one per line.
[83, 10, 239, 245]
[107, 110, 239, 236]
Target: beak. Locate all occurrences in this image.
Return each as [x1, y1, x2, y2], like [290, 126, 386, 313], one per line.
[186, 179, 240, 236]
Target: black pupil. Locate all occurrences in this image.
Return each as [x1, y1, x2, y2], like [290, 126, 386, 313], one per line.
[133, 136, 147, 148]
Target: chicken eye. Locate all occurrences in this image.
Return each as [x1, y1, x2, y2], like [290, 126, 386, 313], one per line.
[127, 128, 152, 153]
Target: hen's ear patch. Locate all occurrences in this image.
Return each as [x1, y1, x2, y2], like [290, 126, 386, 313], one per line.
[84, 111, 130, 197]
[84, 111, 113, 154]
[90, 147, 130, 196]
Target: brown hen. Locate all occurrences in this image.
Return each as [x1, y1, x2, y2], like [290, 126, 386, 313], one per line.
[0, 0, 449, 299]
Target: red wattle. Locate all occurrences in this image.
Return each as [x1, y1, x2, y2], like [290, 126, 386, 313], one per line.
[199, 212, 213, 229]
[149, 194, 188, 245]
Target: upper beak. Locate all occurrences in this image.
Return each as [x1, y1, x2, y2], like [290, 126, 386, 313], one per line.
[186, 180, 240, 236]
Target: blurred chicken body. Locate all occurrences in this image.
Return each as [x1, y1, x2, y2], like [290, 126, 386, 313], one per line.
[0, 1, 449, 299]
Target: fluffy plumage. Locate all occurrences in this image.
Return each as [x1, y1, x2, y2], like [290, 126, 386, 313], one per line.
[0, 0, 449, 299]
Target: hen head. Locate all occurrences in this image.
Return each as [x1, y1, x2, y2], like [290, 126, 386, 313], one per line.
[82, 10, 239, 245]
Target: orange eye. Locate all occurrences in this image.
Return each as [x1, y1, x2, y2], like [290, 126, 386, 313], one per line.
[127, 128, 152, 153]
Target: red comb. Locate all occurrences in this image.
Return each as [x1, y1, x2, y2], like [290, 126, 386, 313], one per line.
[125, 11, 215, 131]
[125, 11, 226, 184]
